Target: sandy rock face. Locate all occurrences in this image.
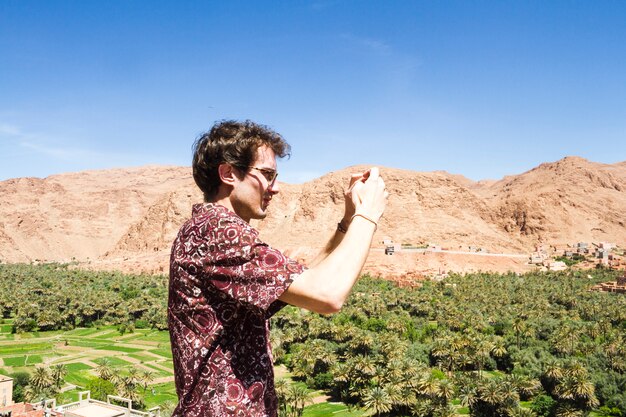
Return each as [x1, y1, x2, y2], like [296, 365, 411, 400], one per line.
[479, 156, 626, 245]
[0, 157, 624, 279]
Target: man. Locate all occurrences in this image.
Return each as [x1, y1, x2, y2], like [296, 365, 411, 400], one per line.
[168, 120, 387, 416]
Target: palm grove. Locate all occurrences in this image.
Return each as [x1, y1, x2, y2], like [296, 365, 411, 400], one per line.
[1, 263, 626, 416]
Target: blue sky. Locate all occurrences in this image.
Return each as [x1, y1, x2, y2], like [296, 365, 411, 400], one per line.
[1, 1, 625, 183]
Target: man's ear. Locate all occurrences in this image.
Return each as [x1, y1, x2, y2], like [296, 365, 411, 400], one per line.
[218, 163, 238, 186]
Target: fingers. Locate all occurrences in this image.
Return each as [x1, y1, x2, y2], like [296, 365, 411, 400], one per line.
[353, 167, 385, 194]
[347, 173, 364, 193]
[348, 167, 388, 221]
[348, 169, 370, 189]
[349, 173, 363, 187]
[351, 181, 364, 201]
[364, 167, 384, 196]
[366, 167, 380, 182]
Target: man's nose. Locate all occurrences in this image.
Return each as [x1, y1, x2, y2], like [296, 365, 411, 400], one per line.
[268, 180, 280, 194]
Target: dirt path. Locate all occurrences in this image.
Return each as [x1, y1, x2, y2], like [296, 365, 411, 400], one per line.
[151, 376, 175, 384]
[143, 361, 173, 372]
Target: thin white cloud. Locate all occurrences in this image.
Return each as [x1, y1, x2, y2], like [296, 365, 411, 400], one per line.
[310, 0, 340, 11]
[0, 121, 137, 167]
[0, 122, 93, 161]
[19, 140, 104, 160]
[361, 38, 392, 55]
[339, 33, 421, 93]
[340, 33, 392, 56]
[0, 123, 22, 136]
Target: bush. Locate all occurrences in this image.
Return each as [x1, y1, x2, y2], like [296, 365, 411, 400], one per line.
[531, 394, 557, 417]
[313, 372, 334, 390]
[86, 377, 116, 401]
[12, 317, 37, 333]
[135, 319, 149, 329]
[599, 406, 624, 416]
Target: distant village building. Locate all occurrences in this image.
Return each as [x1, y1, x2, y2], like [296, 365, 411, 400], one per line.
[609, 256, 623, 269]
[530, 253, 544, 265]
[55, 392, 160, 417]
[544, 260, 567, 271]
[590, 270, 626, 294]
[0, 381, 160, 417]
[0, 374, 48, 417]
[433, 269, 449, 282]
[383, 238, 395, 255]
[0, 402, 45, 417]
[597, 249, 610, 264]
[599, 242, 615, 250]
[576, 242, 589, 254]
[0, 375, 13, 408]
[530, 246, 550, 265]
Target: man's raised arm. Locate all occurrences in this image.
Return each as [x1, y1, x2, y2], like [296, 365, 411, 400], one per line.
[307, 172, 363, 268]
[279, 167, 387, 315]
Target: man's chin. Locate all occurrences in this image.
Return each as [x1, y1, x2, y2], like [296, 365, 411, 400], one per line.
[253, 210, 268, 220]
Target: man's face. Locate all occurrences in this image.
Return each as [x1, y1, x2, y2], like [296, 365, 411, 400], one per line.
[230, 145, 280, 223]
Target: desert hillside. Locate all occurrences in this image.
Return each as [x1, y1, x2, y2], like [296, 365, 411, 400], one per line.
[0, 157, 624, 278]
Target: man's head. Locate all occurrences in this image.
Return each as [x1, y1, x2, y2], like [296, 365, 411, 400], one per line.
[192, 120, 290, 219]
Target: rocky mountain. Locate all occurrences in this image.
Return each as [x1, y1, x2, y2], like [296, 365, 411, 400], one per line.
[1, 157, 624, 278]
[477, 156, 626, 244]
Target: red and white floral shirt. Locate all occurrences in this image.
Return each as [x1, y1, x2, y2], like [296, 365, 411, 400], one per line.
[168, 203, 304, 417]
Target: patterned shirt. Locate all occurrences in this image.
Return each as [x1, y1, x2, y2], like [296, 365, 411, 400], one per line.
[168, 203, 304, 417]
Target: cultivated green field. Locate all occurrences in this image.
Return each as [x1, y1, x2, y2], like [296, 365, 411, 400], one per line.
[0, 323, 177, 408]
[0, 323, 340, 416]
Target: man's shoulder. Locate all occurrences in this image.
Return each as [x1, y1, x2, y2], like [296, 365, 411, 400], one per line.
[176, 203, 259, 243]
[196, 204, 258, 233]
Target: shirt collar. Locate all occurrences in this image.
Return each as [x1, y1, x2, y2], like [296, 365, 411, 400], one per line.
[192, 202, 227, 217]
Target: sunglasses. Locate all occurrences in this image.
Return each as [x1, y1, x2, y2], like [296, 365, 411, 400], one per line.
[248, 166, 278, 184]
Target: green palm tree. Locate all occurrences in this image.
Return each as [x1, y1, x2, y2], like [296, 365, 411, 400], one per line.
[127, 366, 140, 381]
[274, 379, 289, 417]
[117, 375, 142, 406]
[159, 400, 176, 417]
[363, 386, 393, 417]
[417, 373, 440, 399]
[490, 337, 507, 359]
[554, 404, 583, 417]
[30, 366, 53, 391]
[51, 364, 67, 388]
[506, 374, 540, 401]
[433, 403, 457, 417]
[23, 384, 55, 403]
[286, 384, 311, 417]
[512, 318, 527, 349]
[436, 380, 454, 406]
[509, 407, 537, 417]
[353, 354, 376, 377]
[139, 370, 154, 393]
[96, 358, 114, 380]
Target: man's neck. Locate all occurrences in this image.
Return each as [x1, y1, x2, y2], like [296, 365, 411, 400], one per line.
[208, 196, 251, 224]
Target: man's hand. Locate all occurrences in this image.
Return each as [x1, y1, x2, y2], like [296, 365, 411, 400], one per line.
[350, 167, 387, 224]
[280, 166, 388, 314]
[341, 172, 367, 227]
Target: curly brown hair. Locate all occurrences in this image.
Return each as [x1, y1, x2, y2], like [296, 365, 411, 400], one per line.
[192, 120, 291, 201]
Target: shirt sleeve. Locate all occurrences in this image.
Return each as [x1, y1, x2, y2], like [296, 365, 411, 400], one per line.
[201, 217, 305, 313]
